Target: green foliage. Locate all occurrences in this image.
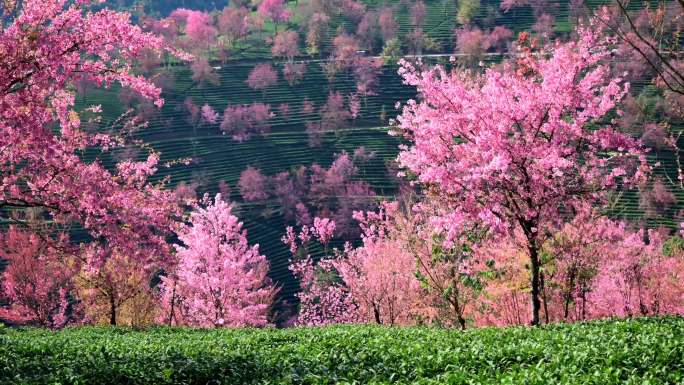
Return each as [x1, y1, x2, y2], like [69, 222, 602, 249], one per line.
[457, 0, 481, 25]
[1, 317, 683, 384]
[663, 236, 684, 257]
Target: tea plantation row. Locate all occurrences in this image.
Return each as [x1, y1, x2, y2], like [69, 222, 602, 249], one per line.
[1, 317, 682, 384]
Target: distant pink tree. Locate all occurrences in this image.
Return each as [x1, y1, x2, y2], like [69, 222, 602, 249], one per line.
[272, 30, 300, 61]
[353, 57, 382, 101]
[171, 9, 217, 52]
[590, 228, 684, 318]
[246, 63, 279, 91]
[487, 26, 514, 52]
[342, 0, 366, 22]
[220, 103, 273, 141]
[378, 7, 398, 43]
[305, 12, 330, 56]
[283, 62, 306, 86]
[640, 179, 677, 220]
[258, 0, 291, 33]
[201, 104, 220, 125]
[306, 121, 324, 147]
[455, 27, 490, 65]
[191, 57, 220, 87]
[356, 12, 380, 52]
[278, 103, 291, 120]
[295, 203, 313, 226]
[410, 1, 427, 27]
[238, 166, 269, 201]
[0, 228, 79, 329]
[174, 181, 198, 205]
[218, 180, 232, 201]
[332, 33, 361, 70]
[349, 93, 361, 121]
[184, 97, 201, 129]
[185, 10, 217, 48]
[320, 91, 352, 134]
[532, 13, 556, 39]
[394, 29, 648, 326]
[159, 194, 277, 327]
[218, 6, 250, 44]
[302, 98, 315, 114]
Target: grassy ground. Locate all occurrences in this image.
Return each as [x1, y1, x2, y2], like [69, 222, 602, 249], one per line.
[1, 317, 683, 384]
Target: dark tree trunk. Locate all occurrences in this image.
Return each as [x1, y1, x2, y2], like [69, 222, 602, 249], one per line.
[373, 303, 382, 325]
[109, 293, 117, 326]
[540, 271, 549, 324]
[529, 242, 542, 326]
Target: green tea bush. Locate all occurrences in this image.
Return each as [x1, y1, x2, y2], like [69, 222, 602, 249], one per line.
[1, 317, 682, 384]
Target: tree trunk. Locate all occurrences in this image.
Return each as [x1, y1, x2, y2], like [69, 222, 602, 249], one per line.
[109, 293, 117, 326]
[540, 271, 549, 324]
[528, 242, 542, 326]
[373, 303, 382, 325]
[167, 281, 177, 326]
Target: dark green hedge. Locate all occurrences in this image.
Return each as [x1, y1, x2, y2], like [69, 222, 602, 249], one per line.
[1, 317, 683, 384]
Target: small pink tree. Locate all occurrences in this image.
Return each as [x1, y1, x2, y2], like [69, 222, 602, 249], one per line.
[378, 6, 398, 43]
[283, 62, 306, 86]
[258, 0, 291, 34]
[218, 6, 250, 44]
[283, 219, 360, 326]
[191, 57, 220, 87]
[335, 204, 427, 325]
[0, 227, 80, 329]
[320, 91, 352, 134]
[305, 12, 330, 56]
[272, 30, 299, 61]
[411, 1, 427, 27]
[394, 28, 648, 325]
[201, 104, 220, 125]
[238, 166, 269, 201]
[220, 103, 273, 141]
[159, 194, 277, 327]
[246, 63, 279, 92]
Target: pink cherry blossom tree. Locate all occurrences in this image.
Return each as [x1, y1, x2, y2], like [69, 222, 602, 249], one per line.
[220, 103, 273, 142]
[411, 1, 427, 27]
[0, 227, 80, 329]
[238, 166, 270, 201]
[336, 203, 428, 325]
[394, 27, 648, 326]
[246, 63, 279, 93]
[191, 57, 220, 87]
[283, 62, 306, 86]
[0, 0, 188, 315]
[258, 0, 291, 34]
[159, 194, 277, 327]
[201, 104, 220, 125]
[283, 220, 361, 326]
[305, 12, 330, 56]
[218, 6, 250, 45]
[272, 30, 299, 61]
[378, 6, 398, 44]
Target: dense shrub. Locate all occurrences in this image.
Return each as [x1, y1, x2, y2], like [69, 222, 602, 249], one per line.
[1, 317, 683, 384]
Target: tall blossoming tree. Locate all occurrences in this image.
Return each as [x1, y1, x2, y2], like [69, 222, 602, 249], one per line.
[0, 0, 189, 321]
[159, 194, 277, 328]
[394, 28, 648, 326]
